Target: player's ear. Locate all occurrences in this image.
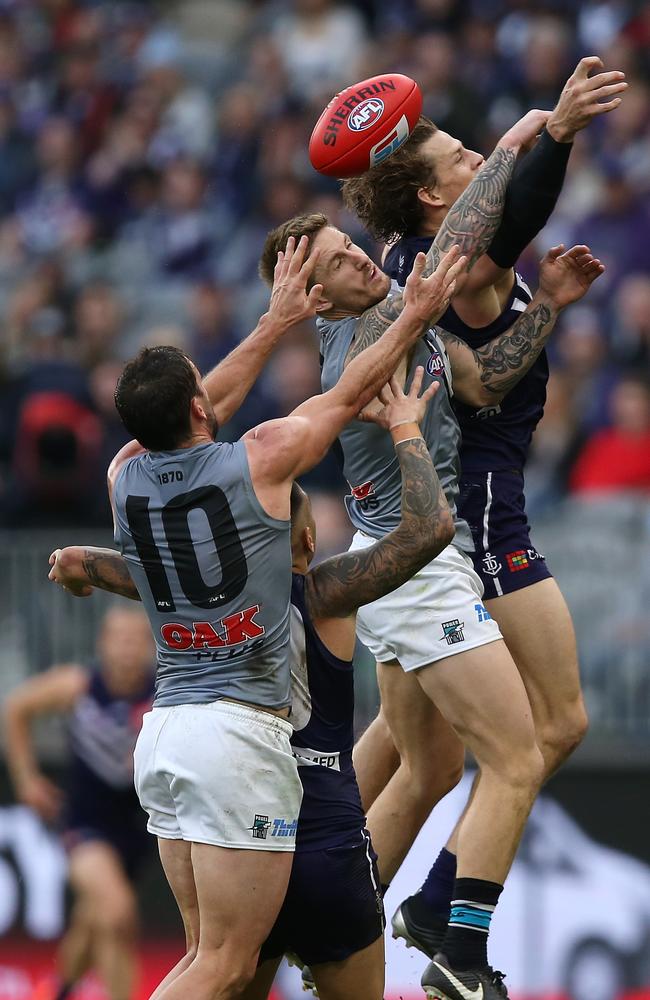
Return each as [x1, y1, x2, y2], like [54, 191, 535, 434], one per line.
[303, 525, 315, 556]
[314, 293, 334, 314]
[417, 185, 445, 209]
[190, 396, 208, 421]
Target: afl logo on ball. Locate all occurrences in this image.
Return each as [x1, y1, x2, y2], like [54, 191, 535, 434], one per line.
[427, 351, 445, 377]
[348, 98, 385, 132]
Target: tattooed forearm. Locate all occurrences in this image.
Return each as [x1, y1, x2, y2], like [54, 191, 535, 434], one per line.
[441, 300, 556, 401]
[344, 292, 404, 365]
[306, 438, 453, 619]
[81, 549, 141, 601]
[425, 146, 517, 277]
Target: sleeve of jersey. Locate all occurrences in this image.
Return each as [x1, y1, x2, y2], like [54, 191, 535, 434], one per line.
[487, 129, 572, 270]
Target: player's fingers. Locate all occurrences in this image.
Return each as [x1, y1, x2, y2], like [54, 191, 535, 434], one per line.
[436, 244, 462, 276]
[289, 234, 310, 275]
[562, 244, 590, 260]
[377, 383, 392, 405]
[408, 366, 425, 398]
[299, 244, 320, 280]
[573, 55, 603, 79]
[584, 70, 626, 90]
[443, 256, 467, 288]
[48, 549, 60, 566]
[588, 82, 628, 101]
[409, 251, 427, 280]
[421, 380, 440, 405]
[587, 97, 624, 114]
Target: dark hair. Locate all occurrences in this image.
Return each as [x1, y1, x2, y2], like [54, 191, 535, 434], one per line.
[259, 212, 329, 286]
[114, 346, 199, 450]
[341, 117, 438, 243]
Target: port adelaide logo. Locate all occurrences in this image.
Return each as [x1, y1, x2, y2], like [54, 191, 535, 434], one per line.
[348, 98, 385, 131]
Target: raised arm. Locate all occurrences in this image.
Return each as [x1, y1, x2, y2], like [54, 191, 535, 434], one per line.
[48, 545, 141, 601]
[443, 244, 605, 407]
[305, 370, 455, 622]
[482, 57, 626, 279]
[245, 247, 465, 486]
[346, 110, 549, 363]
[203, 236, 323, 426]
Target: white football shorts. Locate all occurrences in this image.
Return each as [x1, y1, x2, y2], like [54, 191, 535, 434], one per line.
[350, 532, 503, 671]
[134, 699, 302, 850]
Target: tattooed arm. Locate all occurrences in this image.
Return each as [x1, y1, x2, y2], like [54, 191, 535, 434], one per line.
[304, 372, 455, 626]
[442, 244, 605, 407]
[345, 111, 550, 364]
[48, 546, 140, 601]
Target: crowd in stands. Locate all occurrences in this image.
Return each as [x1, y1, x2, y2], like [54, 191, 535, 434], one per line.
[0, 0, 649, 540]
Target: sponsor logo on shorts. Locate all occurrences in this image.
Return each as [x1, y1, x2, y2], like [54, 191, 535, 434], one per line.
[506, 549, 529, 572]
[348, 98, 384, 131]
[482, 552, 502, 576]
[475, 603, 491, 623]
[271, 818, 298, 838]
[248, 815, 298, 840]
[249, 814, 271, 840]
[440, 619, 465, 645]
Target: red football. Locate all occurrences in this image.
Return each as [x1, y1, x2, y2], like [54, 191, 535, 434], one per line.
[309, 74, 422, 178]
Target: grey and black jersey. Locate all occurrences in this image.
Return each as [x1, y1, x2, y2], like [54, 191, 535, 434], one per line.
[318, 300, 473, 552]
[112, 440, 292, 709]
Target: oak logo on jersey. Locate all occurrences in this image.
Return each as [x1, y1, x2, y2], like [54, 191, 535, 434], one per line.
[160, 604, 265, 650]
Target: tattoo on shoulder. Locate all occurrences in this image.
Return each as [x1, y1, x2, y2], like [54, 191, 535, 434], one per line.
[425, 146, 516, 276]
[345, 292, 403, 365]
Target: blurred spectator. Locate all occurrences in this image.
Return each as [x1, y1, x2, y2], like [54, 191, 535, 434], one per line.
[272, 0, 366, 101]
[611, 274, 650, 371]
[13, 116, 92, 256]
[570, 376, 650, 495]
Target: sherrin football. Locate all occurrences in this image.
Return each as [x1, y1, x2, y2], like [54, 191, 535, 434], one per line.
[309, 73, 423, 178]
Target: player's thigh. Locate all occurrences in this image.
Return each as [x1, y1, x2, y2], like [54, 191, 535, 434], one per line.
[190, 843, 293, 955]
[311, 935, 385, 1000]
[485, 577, 582, 723]
[157, 837, 199, 947]
[68, 839, 137, 923]
[415, 639, 538, 768]
[377, 660, 463, 775]
[237, 958, 281, 1000]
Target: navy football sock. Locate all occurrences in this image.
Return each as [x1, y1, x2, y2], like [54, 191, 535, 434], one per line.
[440, 877, 503, 970]
[419, 847, 457, 918]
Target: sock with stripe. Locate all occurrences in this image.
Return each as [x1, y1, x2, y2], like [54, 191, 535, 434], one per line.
[439, 877, 503, 970]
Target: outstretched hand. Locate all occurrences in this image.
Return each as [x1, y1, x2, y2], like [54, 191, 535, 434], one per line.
[360, 366, 439, 430]
[547, 56, 627, 142]
[538, 244, 605, 309]
[268, 235, 324, 328]
[402, 247, 466, 327]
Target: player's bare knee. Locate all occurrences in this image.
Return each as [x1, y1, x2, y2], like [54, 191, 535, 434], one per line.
[540, 702, 588, 772]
